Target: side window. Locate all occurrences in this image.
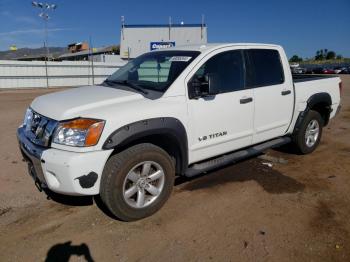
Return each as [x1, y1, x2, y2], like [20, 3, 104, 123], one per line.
[193, 50, 244, 94]
[245, 49, 284, 87]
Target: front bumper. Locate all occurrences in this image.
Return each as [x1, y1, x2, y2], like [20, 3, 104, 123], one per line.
[17, 126, 47, 188]
[17, 127, 112, 196]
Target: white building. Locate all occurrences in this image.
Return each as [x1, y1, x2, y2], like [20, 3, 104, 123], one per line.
[120, 23, 207, 59]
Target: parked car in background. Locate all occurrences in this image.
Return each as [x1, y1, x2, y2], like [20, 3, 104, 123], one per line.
[334, 67, 350, 74]
[305, 68, 314, 74]
[312, 67, 335, 74]
[334, 67, 347, 74]
[312, 67, 324, 74]
[291, 67, 307, 74]
[323, 68, 335, 74]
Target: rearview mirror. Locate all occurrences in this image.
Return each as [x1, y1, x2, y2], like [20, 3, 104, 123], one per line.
[188, 73, 219, 99]
[128, 68, 139, 81]
[157, 56, 166, 63]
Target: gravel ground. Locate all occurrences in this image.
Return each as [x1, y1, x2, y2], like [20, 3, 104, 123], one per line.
[0, 76, 349, 261]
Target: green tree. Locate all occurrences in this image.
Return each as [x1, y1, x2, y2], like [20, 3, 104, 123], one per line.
[336, 54, 343, 60]
[326, 51, 336, 60]
[315, 50, 324, 60]
[315, 49, 338, 60]
[111, 45, 120, 54]
[289, 55, 303, 63]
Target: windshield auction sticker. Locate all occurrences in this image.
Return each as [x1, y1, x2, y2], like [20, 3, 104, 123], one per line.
[169, 56, 192, 62]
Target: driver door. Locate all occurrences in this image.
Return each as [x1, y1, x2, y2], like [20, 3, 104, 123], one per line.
[186, 49, 254, 163]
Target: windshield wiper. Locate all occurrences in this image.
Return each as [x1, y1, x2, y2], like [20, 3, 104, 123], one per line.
[102, 79, 117, 86]
[103, 79, 148, 95]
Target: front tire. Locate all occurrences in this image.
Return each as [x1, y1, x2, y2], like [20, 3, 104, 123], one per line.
[100, 143, 175, 221]
[292, 110, 324, 154]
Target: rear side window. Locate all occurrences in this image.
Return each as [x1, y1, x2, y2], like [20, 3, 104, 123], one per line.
[245, 49, 284, 87]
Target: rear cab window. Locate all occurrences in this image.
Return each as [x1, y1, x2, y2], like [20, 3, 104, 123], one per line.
[245, 49, 285, 88]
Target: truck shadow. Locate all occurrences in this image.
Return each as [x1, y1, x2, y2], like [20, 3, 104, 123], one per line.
[43, 189, 117, 220]
[176, 158, 305, 194]
[43, 188, 116, 219]
[272, 144, 301, 155]
[43, 155, 304, 220]
[45, 241, 94, 262]
[44, 189, 93, 206]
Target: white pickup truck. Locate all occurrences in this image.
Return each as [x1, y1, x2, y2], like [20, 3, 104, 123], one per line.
[18, 43, 342, 221]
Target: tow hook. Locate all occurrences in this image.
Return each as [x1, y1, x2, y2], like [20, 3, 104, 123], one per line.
[34, 179, 43, 192]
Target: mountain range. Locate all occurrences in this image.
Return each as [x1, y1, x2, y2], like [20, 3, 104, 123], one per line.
[0, 47, 67, 60]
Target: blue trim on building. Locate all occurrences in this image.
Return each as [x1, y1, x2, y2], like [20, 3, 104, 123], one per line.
[124, 24, 206, 28]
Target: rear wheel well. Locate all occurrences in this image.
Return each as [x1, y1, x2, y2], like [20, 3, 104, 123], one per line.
[306, 93, 332, 126]
[109, 134, 184, 175]
[309, 102, 331, 126]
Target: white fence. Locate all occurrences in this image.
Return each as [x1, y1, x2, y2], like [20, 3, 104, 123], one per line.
[0, 60, 126, 89]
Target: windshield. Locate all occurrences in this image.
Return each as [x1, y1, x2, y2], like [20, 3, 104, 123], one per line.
[106, 50, 200, 93]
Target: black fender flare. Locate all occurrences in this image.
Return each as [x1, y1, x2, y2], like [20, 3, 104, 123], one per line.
[307, 92, 332, 109]
[293, 92, 332, 134]
[102, 117, 188, 173]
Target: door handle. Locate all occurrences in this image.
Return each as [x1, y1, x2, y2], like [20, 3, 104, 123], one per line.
[240, 97, 253, 104]
[281, 90, 291, 96]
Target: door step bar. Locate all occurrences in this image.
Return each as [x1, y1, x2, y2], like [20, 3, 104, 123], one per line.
[185, 137, 291, 177]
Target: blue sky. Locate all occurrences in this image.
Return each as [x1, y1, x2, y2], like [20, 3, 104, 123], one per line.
[0, 0, 349, 58]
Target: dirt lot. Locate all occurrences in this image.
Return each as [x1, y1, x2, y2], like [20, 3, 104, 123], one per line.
[0, 76, 349, 262]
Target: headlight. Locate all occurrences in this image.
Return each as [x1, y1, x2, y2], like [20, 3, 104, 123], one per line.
[23, 108, 33, 127]
[53, 118, 105, 147]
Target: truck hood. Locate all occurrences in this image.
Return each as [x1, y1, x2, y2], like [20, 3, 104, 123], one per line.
[31, 85, 143, 120]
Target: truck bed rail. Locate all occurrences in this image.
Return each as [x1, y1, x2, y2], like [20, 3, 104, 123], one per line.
[293, 74, 338, 83]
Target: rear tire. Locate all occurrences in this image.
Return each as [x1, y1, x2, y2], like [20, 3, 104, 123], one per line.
[100, 143, 175, 221]
[292, 110, 324, 154]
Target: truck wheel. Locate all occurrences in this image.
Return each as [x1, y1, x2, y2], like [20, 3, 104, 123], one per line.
[293, 110, 324, 154]
[100, 143, 175, 221]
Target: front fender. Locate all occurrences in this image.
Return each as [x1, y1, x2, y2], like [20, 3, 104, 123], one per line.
[102, 117, 188, 173]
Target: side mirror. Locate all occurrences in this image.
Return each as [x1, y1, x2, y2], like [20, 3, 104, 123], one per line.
[188, 73, 219, 99]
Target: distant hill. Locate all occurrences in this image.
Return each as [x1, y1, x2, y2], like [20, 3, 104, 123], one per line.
[0, 47, 67, 60]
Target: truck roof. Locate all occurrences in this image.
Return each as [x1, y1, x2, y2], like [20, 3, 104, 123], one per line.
[163, 43, 282, 53]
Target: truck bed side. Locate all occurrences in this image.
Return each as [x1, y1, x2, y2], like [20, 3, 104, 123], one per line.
[287, 75, 341, 134]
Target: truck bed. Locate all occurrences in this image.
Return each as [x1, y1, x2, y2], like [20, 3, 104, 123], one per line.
[292, 73, 341, 125]
[292, 74, 338, 83]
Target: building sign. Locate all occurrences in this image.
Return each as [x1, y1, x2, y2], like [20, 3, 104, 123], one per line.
[150, 42, 175, 51]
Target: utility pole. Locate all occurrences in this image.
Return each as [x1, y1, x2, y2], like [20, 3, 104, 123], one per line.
[121, 16, 125, 40]
[43, 18, 49, 88]
[201, 14, 205, 40]
[89, 36, 95, 85]
[44, 40, 49, 88]
[168, 16, 172, 40]
[32, 1, 57, 88]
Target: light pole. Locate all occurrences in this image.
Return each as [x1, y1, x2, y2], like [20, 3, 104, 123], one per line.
[31, 1, 57, 88]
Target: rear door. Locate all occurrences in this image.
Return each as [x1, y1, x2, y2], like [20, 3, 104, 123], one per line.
[186, 49, 254, 163]
[245, 48, 294, 144]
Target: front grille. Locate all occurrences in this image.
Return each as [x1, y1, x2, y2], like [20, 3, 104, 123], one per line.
[23, 109, 58, 147]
